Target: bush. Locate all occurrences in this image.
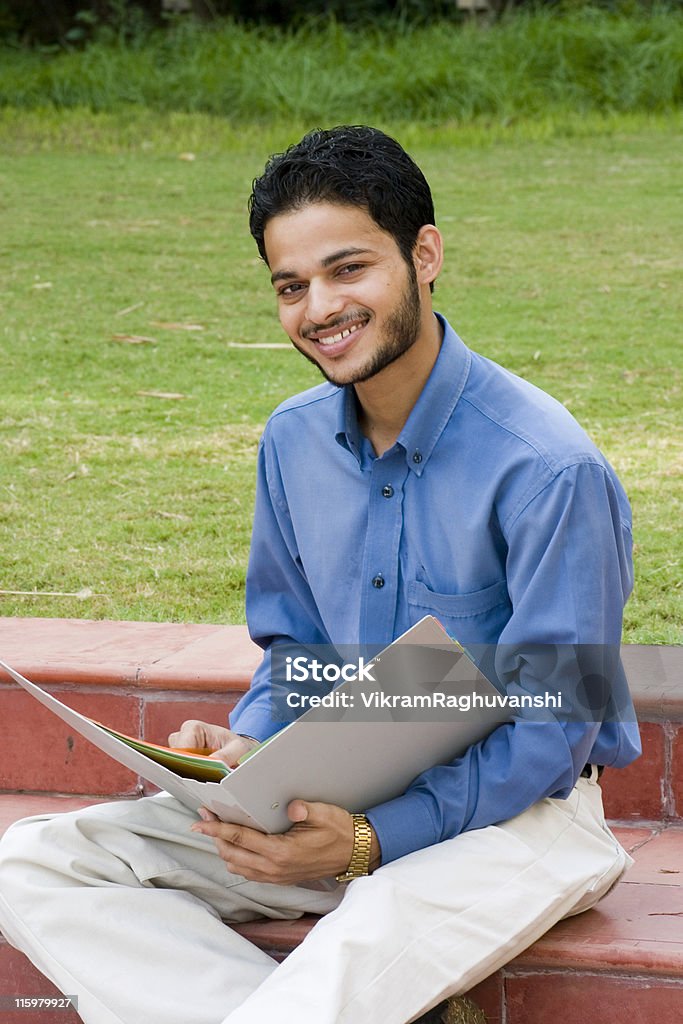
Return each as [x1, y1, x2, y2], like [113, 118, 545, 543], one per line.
[0, 1, 162, 46]
[0, 7, 681, 120]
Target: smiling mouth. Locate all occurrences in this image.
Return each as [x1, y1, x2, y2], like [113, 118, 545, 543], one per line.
[305, 318, 369, 348]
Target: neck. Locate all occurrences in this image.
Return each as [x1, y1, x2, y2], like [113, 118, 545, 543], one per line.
[355, 311, 443, 457]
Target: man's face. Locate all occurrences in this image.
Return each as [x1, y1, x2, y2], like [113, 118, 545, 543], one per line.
[263, 202, 422, 387]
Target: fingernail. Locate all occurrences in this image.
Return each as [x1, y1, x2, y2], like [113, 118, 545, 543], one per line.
[197, 807, 211, 821]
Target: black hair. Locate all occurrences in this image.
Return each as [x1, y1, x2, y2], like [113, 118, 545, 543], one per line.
[248, 125, 436, 273]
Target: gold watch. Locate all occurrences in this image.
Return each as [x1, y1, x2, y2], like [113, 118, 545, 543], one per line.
[335, 814, 374, 883]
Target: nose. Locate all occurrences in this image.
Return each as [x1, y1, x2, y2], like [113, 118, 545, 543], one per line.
[304, 278, 345, 327]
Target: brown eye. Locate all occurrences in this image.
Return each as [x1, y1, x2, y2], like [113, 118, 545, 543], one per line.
[280, 282, 305, 297]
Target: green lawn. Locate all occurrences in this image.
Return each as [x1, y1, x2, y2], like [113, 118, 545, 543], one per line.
[0, 111, 681, 641]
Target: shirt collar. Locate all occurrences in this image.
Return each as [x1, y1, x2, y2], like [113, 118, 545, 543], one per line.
[335, 314, 471, 475]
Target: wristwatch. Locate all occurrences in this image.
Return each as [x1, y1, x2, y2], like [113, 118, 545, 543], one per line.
[335, 814, 374, 883]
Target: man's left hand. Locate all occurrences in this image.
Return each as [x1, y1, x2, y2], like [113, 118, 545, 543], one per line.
[190, 800, 380, 885]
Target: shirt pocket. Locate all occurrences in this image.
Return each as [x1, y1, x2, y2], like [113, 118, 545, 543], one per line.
[407, 579, 511, 641]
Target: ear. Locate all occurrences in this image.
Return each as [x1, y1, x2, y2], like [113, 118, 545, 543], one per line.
[413, 225, 443, 288]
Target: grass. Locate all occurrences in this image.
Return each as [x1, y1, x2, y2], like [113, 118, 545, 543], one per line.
[0, 8, 682, 122]
[0, 109, 681, 642]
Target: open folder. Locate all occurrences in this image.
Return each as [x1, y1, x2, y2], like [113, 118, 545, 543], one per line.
[0, 616, 508, 832]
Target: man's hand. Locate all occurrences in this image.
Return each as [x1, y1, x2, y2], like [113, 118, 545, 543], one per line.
[190, 800, 381, 886]
[167, 720, 258, 768]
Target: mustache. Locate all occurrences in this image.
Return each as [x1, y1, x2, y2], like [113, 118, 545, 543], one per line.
[301, 310, 370, 340]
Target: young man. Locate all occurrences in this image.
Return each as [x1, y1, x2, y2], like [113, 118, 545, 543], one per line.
[0, 126, 640, 1024]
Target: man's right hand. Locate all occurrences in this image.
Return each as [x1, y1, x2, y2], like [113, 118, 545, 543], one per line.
[167, 720, 259, 768]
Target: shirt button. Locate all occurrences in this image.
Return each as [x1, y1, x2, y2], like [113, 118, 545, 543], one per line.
[412, 450, 423, 464]
[372, 574, 385, 589]
[381, 485, 394, 498]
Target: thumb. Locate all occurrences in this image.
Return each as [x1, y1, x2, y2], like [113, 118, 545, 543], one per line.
[287, 799, 311, 824]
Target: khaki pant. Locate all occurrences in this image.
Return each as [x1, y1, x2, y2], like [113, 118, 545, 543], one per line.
[0, 771, 630, 1024]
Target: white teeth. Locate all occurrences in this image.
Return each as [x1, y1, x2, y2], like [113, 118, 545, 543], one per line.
[316, 323, 363, 346]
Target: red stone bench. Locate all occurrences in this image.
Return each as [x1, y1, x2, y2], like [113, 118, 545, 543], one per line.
[0, 618, 682, 1023]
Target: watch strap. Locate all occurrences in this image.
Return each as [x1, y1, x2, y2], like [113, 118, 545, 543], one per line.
[335, 814, 373, 883]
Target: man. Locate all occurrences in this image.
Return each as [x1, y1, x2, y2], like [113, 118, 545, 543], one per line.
[0, 126, 640, 1024]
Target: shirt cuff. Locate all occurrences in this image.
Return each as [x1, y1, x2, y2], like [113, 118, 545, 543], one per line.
[228, 708, 284, 744]
[366, 790, 441, 865]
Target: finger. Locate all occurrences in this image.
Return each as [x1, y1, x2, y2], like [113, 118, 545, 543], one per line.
[287, 799, 309, 823]
[210, 736, 254, 768]
[211, 837, 276, 879]
[209, 748, 239, 767]
[192, 827, 285, 882]
[287, 800, 341, 828]
[190, 820, 277, 858]
[168, 720, 209, 749]
[197, 807, 219, 822]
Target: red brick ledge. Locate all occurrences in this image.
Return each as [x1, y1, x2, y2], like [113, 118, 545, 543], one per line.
[0, 617, 681, 712]
[0, 618, 261, 691]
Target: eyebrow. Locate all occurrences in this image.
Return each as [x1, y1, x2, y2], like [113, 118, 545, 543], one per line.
[270, 248, 373, 285]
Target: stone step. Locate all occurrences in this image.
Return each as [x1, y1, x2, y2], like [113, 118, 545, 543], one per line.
[0, 797, 680, 1024]
[0, 618, 681, 822]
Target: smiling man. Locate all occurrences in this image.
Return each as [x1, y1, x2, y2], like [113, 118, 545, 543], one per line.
[0, 126, 640, 1024]
[264, 201, 440, 458]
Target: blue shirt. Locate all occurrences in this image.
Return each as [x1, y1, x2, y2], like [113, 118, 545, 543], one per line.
[230, 315, 641, 864]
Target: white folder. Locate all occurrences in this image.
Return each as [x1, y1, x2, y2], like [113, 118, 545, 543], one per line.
[1, 616, 508, 832]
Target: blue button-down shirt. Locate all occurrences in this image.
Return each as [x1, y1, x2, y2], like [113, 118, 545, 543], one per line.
[230, 315, 640, 863]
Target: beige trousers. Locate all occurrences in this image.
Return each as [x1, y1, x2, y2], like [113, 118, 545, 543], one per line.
[0, 772, 630, 1024]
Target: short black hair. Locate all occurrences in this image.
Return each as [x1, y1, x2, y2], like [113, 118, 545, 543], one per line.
[248, 125, 436, 272]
